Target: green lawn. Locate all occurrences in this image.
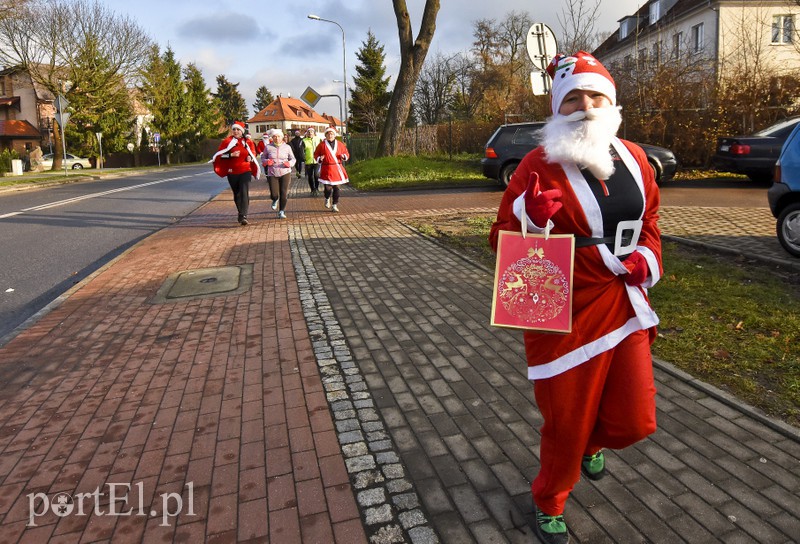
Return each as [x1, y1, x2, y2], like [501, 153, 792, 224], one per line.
[348, 153, 487, 191]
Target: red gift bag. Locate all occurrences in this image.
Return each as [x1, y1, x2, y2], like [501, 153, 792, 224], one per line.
[490, 230, 575, 333]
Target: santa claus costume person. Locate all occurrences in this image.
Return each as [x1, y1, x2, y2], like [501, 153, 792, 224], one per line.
[489, 52, 662, 544]
[314, 127, 349, 213]
[210, 121, 259, 225]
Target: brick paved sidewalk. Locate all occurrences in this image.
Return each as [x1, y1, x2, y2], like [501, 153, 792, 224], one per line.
[0, 176, 798, 543]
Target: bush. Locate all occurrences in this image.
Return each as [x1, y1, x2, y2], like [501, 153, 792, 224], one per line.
[0, 149, 20, 175]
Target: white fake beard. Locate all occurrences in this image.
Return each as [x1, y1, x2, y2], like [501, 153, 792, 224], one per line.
[542, 106, 622, 180]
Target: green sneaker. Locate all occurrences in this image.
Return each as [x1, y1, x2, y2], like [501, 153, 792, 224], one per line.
[534, 506, 570, 544]
[581, 450, 606, 480]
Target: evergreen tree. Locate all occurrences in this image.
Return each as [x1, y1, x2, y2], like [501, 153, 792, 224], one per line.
[139, 46, 189, 163]
[253, 85, 274, 112]
[63, 35, 134, 157]
[183, 63, 224, 158]
[214, 75, 249, 126]
[349, 30, 391, 133]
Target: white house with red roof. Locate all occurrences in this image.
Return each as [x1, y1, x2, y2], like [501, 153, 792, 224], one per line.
[246, 96, 342, 142]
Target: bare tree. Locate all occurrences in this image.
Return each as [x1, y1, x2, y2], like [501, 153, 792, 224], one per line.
[496, 11, 534, 86]
[557, 0, 602, 53]
[466, 12, 538, 122]
[0, 0, 152, 168]
[413, 52, 456, 124]
[450, 52, 484, 119]
[718, 4, 797, 133]
[377, 0, 441, 157]
[1, 0, 32, 18]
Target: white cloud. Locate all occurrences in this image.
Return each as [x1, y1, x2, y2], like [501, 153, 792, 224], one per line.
[104, 0, 645, 116]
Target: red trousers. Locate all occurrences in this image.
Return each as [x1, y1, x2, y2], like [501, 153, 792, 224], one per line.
[531, 329, 657, 515]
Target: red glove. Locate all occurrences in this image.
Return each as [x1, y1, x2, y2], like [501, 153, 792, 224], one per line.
[524, 172, 562, 227]
[623, 250, 649, 286]
[266, 159, 274, 166]
[283, 161, 291, 167]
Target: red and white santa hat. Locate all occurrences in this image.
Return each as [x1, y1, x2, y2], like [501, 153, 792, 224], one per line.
[546, 51, 616, 114]
[324, 126, 338, 136]
[231, 120, 246, 132]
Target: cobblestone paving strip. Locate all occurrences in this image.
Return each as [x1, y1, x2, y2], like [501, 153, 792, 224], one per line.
[289, 223, 439, 544]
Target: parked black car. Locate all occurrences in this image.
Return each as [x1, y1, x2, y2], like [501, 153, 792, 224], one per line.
[711, 117, 800, 183]
[481, 122, 678, 187]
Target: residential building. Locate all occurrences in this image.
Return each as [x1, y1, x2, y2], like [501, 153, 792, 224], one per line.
[0, 67, 49, 154]
[246, 96, 342, 142]
[593, 0, 800, 82]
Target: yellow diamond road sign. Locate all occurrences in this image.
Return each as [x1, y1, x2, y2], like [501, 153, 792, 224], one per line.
[301, 86, 321, 108]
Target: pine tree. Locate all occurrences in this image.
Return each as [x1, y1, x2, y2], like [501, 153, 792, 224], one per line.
[183, 63, 223, 158]
[253, 86, 274, 112]
[139, 47, 189, 163]
[349, 30, 391, 133]
[63, 35, 134, 157]
[213, 76, 249, 126]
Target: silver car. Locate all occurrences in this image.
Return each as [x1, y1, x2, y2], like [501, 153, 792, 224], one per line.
[41, 153, 92, 169]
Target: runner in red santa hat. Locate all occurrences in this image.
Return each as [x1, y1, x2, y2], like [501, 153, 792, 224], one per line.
[313, 126, 350, 213]
[489, 51, 663, 544]
[210, 121, 260, 225]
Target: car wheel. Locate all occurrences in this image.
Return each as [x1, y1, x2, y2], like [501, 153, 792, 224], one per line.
[72, 164, 83, 169]
[776, 203, 800, 257]
[500, 162, 518, 187]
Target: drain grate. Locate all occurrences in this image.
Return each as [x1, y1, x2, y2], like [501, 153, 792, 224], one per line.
[151, 264, 253, 303]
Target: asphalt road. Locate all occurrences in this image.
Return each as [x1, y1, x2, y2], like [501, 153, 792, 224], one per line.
[658, 176, 770, 208]
[0, 164, 227, 343]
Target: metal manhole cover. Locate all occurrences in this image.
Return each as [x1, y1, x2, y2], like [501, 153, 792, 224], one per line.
[151, 264, 253, 303]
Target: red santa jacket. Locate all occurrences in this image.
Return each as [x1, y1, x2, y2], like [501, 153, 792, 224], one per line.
[489, 138, 663, 380]
[314, 139, 350, 185]
[212, 136, 258, 178]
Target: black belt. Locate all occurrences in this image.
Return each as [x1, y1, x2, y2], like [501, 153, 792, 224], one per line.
[574, 235, 632, 248]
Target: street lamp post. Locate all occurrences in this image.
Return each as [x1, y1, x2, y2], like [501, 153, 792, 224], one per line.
[308, 14, 347, 134]
[332, 80, 345, 132]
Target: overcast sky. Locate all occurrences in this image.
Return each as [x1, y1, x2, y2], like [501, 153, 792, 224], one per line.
[105, 0, 644, 119]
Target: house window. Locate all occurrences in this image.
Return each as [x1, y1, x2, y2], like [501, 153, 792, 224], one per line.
[691, 23, 704, 53]
[652, 41, 662, 64]
[672, 31, 683, 58]
[619, 16, 636, 40]
[772, 15, 794, 44]
[649, 1, 661, 25]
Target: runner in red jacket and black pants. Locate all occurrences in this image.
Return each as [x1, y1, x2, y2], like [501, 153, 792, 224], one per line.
[211, 121, 259, 225]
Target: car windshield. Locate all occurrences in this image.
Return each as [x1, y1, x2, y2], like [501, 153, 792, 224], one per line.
[754, 118, 800, 137]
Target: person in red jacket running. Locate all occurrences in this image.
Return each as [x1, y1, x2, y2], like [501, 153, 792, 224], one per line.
[211, 121, 259, 225]
[256, 132, 268, 155]
[489, 52, 663, 544]
[313, 126, 349, 213]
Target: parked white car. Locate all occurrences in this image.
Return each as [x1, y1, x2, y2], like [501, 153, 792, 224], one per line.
[41, 153, 92, 169]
